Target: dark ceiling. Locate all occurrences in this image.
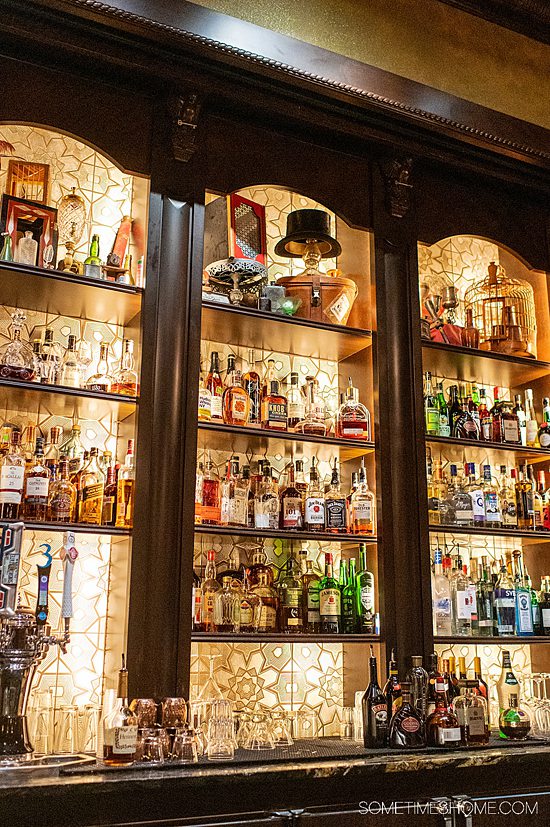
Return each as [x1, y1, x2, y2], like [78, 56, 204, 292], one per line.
[438, 0, 550, 44]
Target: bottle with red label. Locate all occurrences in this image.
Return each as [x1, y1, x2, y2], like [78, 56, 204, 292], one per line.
[388, 681, 426, 749]
[362, 645, 388, 748]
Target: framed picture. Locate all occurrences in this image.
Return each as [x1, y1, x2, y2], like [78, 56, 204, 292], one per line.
[0, 194, 58, 269]
[6, 161, 50, 204]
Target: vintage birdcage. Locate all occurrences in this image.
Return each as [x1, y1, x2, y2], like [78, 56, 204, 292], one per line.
[463, 261, 537, 359]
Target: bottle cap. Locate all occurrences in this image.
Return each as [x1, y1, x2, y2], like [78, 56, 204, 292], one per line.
[411, 655, 423, 667]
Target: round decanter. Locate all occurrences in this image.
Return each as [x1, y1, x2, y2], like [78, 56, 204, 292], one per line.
[0, 312, 36, 381]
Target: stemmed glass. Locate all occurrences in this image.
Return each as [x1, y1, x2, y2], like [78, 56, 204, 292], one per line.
[191, 654, 224, 751]
[196, 654, 223, 702]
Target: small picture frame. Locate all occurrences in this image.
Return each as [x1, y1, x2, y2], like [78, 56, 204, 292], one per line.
[0, 194, 58, 269]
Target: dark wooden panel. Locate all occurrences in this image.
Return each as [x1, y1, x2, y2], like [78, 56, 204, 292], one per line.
[438, 0, 550, 45]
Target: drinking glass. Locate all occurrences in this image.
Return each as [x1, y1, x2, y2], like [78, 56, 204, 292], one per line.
[340, 707, 355, 740]
[161, 697, 188, 728]
[52, 705, 78, 754]
[32, 693, 54, 755]
[130, 698, 158, 728]
[171, 730, 199, 763]
[196, 655, 224, 702]
[234, 711, 253, 748]
[140, 730, 165, 764]
[271, 711, 293, 746]
[79, 704, 101, 753]
[294, 709, 318, 740]
[207, 718, 235, 761]
[243, 713, 276, 751]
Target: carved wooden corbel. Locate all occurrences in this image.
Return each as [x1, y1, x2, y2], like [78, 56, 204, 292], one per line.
[380, 157, 413, 218]
[168, 93, 202, 163]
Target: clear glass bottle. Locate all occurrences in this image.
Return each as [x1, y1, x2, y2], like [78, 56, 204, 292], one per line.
[350, 458, 375, 535]
[206, 351, 223, 420]
[406, 655, 429, 718]
[524, 388, 538, 447]
[200, 549, 221, 632]
[452, 689, 489, 746]
[475, 561, 494, 638]
[102, 655, 138, 766]
[86, 342, 113, 392]
[286, 371, 305, 431]
[48, 457, 77, 522]
[337, 377, 371, 440]
[239, 570, 260, 632]
[220, 456, 249, 527]
[482, 464, 501, 527]
[432, 547, 452, 636]
[59, 334, 81, 388]
[451, 466, 473, 527]
[201, 457, 221, 525]
[278, 555, 304, 633]
[111, 339, 139, 396]
[253, 463, 280, 530]
[295, 376, 327, 436]
[450, 553, 472, 636]
[0, 429, 25, 519]
[304, 457, 326, 532]
[499, 465, 518, 527]
[251, 569, 279, 632]
[513, 394, 527, 446]
[213, 576, 241, 632]
[494, 558, 517, 637]
[242, 350, 261, 425]
[23, 436, 50, 521]
[78, 447, 105, 524]
[478, 388, 492, 441]
[115, 440, 135, 528]
[39, 328, 64, 385]
[0, 312, 36, 382]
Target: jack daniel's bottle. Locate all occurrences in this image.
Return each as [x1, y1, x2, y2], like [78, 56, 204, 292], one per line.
[102, 655, 138, 766]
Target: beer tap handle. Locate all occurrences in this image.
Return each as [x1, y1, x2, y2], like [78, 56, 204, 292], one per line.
[35, 543, 52, 626]
[60, 532, 78, 639]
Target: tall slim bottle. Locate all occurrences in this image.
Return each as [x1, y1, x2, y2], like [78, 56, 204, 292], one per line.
[356, 544, 375, 633]
[102, 655, 138, 766]
[362, 646, 387, 748]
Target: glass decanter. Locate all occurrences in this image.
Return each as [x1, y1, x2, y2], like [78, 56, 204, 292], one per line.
[295, 376, 327, 436]
[0, 312, 36, 381]
[337, 376, 371, 440]
[14, 230, 38, 267]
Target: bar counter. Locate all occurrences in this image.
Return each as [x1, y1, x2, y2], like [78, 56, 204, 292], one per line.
[3, 740, 550, 827]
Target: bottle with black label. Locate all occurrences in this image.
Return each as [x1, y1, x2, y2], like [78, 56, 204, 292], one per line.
[362, 646, 388, 748]
[325, 459, 347, 533]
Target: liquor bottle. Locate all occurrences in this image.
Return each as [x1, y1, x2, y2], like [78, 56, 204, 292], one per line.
[524, 566, 541, 633]
[325, 459, 347, 533]
[278, 555, 304, 633]
[23, 437, 50, 521]
[44, 425, 62, 466]
[206, 351, 223, 420]
[304, 457, 325, 532]
[493, 559, 516, 636]
[261, 380, 287, 431]
[279, 462, 303, 530]
[482, 465, 501, 527]
[192, 570, 203, 631]
[319, 552, 341, 633]
[39, 328, 63, 385]
[112, 339, 139, 396]
[286, 371, 305, 431]
[295, 376, 327, 436]
[239, 570, 260, 632]
[350, 459, 375, 534]
[85, 234, 102, 268]
[524, 389, 538, 447]
[450, 467, 473, 527]
[251, 568, 279, 632]
[513, 393, 527, 446]
[383, 650, 402, 721]
[512, 550, 533, 637]
[498, 465, 518, 528]
[201, 549, 221, 631]
[59, 424, 84, 474]
[242, 349, 261, 425]
[499, 694, 531, 740]
[261, 359, 277, 400]
[221, 456, 249, 527]
[473, 656, 489, 709]
[102, 655, 138, 766]
[426, 654, 443, 717]
[78, 447, 105, 524]
[478, 388, 492, 441]
[426, 677, 462, 748]
[59, 334, 81, 388]
[301, 558, 321, 633]
[337, 377, 371, 440]
[198, 373, 211, 421]
[540, 577, 550, 635]
[48, 458, 77, 522]
[448, 385, 463, 434]
[538, 398, 550, 448]
[452, 688, 489, 746]
[388, 681, 425, 749]
[440, 659, 458, 702]
[462, 308, 479, 348]
[448, 656, 461, 699]
[222, 361, 251, 427]
[497, 651, 521, 722]
[213, 576, 240, 632]
[464, 463, 485, 528]
[0, 429, 25, 519]
[453, 392, 480, 440]
[115, 440, 135, 529]
[340, 558, 357, 633]
[248, 549, 274, 587]
[475, 561, 494, 638]
[0, 311, 36, 381]
[294, 459, 308, 499]
[86, 342, 113, 392]
[430, 460, 449, 526]
[362, 646, 388, 748]
[102, 464, 118, 525]
[432, 548, 452, 636]
[435, 382, 450, 437]
[201, 457, 221, 525]
[252, 463, 279, 530]
[535, 470, 546, 529]
[450, 553, 472, 636]
[356, 544, 375, 633]
[424, 371, 439, 436]
[406, 656, 429, 718]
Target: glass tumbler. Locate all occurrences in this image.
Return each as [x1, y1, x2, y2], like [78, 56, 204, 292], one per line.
[294, 709, 318, 740]
[340, 707, 355, 740]
[52, 705, 78, 755]
[161, 697, 188, 728]
[207, 718, 235, 761]
[271, 711, 293, 746]
[140, 730, 165, 764]
[171, 729, 199, 763]
[130, 698, 158, 728]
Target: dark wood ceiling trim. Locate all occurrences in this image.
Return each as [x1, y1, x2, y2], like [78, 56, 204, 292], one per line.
[437, 0, 550, 45]
[14, 0, 550, 168]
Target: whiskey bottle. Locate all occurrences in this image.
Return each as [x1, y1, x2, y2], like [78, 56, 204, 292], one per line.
[213, 576, 240, 632]
[23, 437, 50, 521]
[279, 462, 303, 530]
[198, 372, 212, 421]
[0, 429, 25, 519]
[261, 380, 287, 431]
[115, 440, 135, 529]
[426, 678, 462, 747]
[388, 682, 425, 749]
[48, 458, 77, 523]
[251, 569, 279, 632]
[318, 552, 341, 633]
[362, 646, 387, 748]
[261, 359, 278, 400]
[286, 371, 305, 430]
[111, 339, 139, 396]
[337, 377, 371, 440]
[304, 457, 325, 532]
[206, 351, 223, 420]
[278, 555, 304, 633]
[200, 549, 221, 632]
[60, 334, 81, 388]
[301, 558, 321, 633]
[350, 459, 375, 534]
[253, 463, 279, 530]
[222, 357, 251, 426]
[242, 349, 261, 425]
[325, 459, 347, 533]
[78, 447, 105, 524]
[102, 464, 118, 525]
[85, 342, 113, 393]
[516, 465, 534, 529]
[102, 655, 138, 766]
[221, 456, 249, 527]
[201, 457, 221, 525]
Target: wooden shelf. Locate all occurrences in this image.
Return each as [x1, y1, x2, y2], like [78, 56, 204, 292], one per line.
[195, 524, 378, 544]
[201, 301, 372, 362]
[0, 378, 138, 421]
[436, 636, 550, 645]
[197, 421, 374, 462]
[192, 632, 380, 643]
[428, 524, 550, 543]
[3, 519, 131, 538]
[0, 260, 143, 326]
[426, 434, 550, 459]
[422, 340, 550, 388]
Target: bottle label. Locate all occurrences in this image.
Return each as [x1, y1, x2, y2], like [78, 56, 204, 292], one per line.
[471, 489, 485, 520]
[482, 420, 492, 441]
[282, 586, 301, 608]
[503, 419, 520, 443]
[256, 604, 276, 630]
[25, 477, 49, 499]
[438, 726, 461, 744]
[229, 394, 248, 423]
[425, 409, 439, 433]
[353, 501, 372, 522]
[438, 416, 451, 437]
[542, 608, 550, 627]
[526, 421, 538, 444]
[210, 394, 223, 418]
[360, 585, 374, 613]
[224, 492, 248, 527]
[239, 600, 254, 627]
[263, 400, 287, 428]
[288, 402, 305, 420]
[112, 725, 138, 754]
[540, 430, 550, 448]
[456, 590, 472, 620]
[307, 585, 320, 621]
[454, 503, 474, 523]
[516, 591, 533, 633]
[434, 597, 451, 617]
[319, 588, 341, 617]
[0, 466, 25, 504]
[198, 390, 211, 418]
[51, 493, 73, 520]
[80, 483, 103, 522]
[325, 499, 346, 528]
[201, 504, 221, 522]
[401, 716, 420, 733]
[484, 492, 500, 522]
[305, 497, 325, 525]
[467, 707, 486, 736]
[282, 498, 303, 529]
[501, 499, 517, 525]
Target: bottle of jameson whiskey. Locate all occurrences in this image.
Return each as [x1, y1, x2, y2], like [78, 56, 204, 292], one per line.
[102, 655, 138, 765]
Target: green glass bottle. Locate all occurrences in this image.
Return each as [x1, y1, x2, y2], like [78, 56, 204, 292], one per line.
[435, 382, 450, 437]
[342, 558, 358, 633]
[85, 234, 102, 266]
[0, 232, 13, 262]
[356, 544, 375, 633]
[319, 552, 341, 633]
